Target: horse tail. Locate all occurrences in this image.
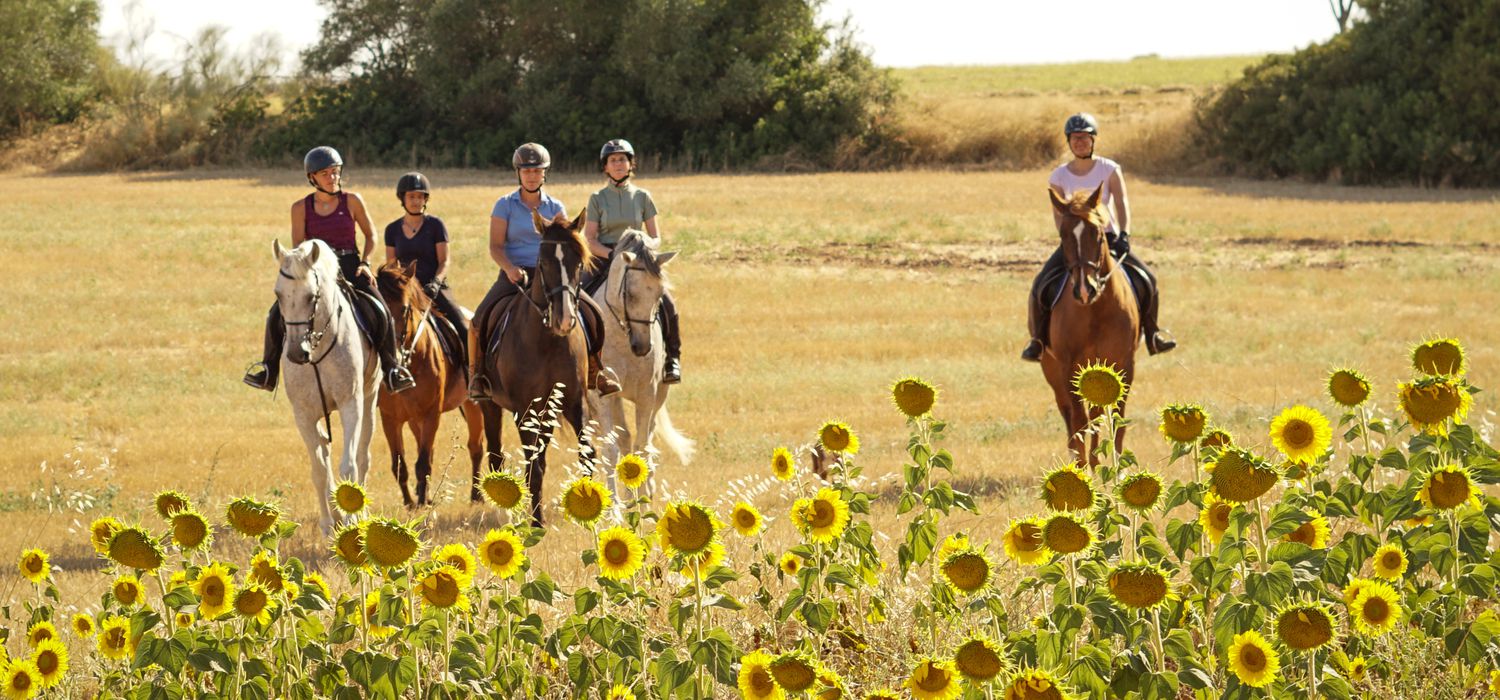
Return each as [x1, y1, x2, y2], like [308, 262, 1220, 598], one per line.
[653, 405, 695, 465]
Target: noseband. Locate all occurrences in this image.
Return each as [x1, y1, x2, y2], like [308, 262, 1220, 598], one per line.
[280, 267, 339, 364]
[607, 264, 660, 333]
[519, 239, 581, 332]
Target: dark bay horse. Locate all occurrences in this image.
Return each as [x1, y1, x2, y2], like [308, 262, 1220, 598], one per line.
[1040, 185, 1140, 461]
[374, 262, 484, 507]
[474, 209, 599, 525]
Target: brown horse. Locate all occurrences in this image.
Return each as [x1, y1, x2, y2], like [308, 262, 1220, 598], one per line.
[473, 209, 598, 525]
[375, 262, 484, 507]
[1040, 185, 1141, 461]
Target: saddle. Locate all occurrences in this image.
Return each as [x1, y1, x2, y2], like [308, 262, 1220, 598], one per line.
[1040, 257, 1154, 313]
[478, 292, 606, 357]
[426, 311, 467, 372]
[338, 281, 388, 351]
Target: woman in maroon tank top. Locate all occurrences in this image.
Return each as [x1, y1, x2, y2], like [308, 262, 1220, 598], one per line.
[244, 147, 416, 393]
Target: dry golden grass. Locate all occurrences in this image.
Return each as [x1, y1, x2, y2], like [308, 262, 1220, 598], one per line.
[5, 167, 1499, 608]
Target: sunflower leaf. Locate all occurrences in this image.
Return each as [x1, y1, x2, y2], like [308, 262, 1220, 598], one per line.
[1245, 561, 1294, 608]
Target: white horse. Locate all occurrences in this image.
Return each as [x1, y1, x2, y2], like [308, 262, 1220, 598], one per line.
[587, 230, 695, 505]
[272, 239, 379, 534]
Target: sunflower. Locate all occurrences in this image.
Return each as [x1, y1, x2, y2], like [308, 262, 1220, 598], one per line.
[778, 551, 803, 577]
[907, 657, 962, 700]
[863, 691, 902, 700]
[363, 518, 422, 570]
[1227, 630, 1279, 688]
[225, 497, 280, 537]
[107, 526, 165, 572]
[1275, 602, 1336, 651]
[432, 543, 477, 583]
[1489, 669, 1500, 695]
[332, 480, 368, 516]
[1072, 361, 1128, 409]
[1411, 337, 1466, 377]
[789, 497, 812, 532]
[168, 570, 189, 590]
[941, 549, 994, 596]
[1200, 428, 1233, 450]
[1208, 447, 1279, 503]
[801, 488, 851, 543]
[1118, 472, 1163, 511]
[1341, 578, 1373, 607]
[479, 528, 526, 579]
[596, 526, 646, 580]
[561, 476, 611, 526]
[233, 584, 275, 626]
[193, 561, 234, 620]
[1002, 667, 1070, 699]
[892, 377, 939, 418]
[932, 533, 968, 564]
[770, 447, 797, 481]
[17, 549, 48, 584]
[1041, 512, 1095, 557]
[1327, 368, 1372, 408]
[1159, 403, 1208, 443]
[1404, 514, 1433, 528]
[657, 501, 717, 558]
[419, 565, 469, 611]
[1199, 493, 1235, 544]
[154, 490, 191, 519]
[1371, 543, 1408, 580]
[615, 454, 650, 490]
[1282, 513, 1331, 549]
[479, 471, 527, 511]
[31, 638, 68, 688]
[175, 612, 194, 629]
[112, 574, 144, 607]
[738, 649, 784, 700]
[3, 660, 41, 700]
[769, 652, 820, 693]
[1350, 581, 1401, 637]
[96, 615, 132, 661]
[26, 622, 57, 648]
[1107, 561, 1172, 610]
[1002, 517, 1050, 565]
[88, 517, 123, 556]
[815, 667, 845, 700]
[363, 591, 405, 639]
[1418, 464, 1480, 511]
[303, 572, 334, 604]
[731, 501, 764, 537]
[1040, 462, 1094, 511]
[249, 551, 294, 597]
[1269, 405, 1332, 463]
[1347, 656, 1368, 683]
[606, 685, 636, 700]
[70, 613, 95, 638]
[818, 421, 860, 455]
[170, 509, 212, 551]
[953, 635, 1007, 682]
[1398, 376, 1472, 436]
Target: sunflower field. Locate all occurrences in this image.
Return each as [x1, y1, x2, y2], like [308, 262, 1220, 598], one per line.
[5, 339, 1500, 699]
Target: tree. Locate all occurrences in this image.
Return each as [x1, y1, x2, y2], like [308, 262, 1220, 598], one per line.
[0, 0, 102, 137]
[1328, 0, 1358, 32]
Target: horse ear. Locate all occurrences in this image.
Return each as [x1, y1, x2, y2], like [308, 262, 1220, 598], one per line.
[656, 251, 678, 266]
[1084, 184, 1103, 211]
[1048, 187, 1069, 215]
[403, 260, 418, 279]
[308, 241, 321, 265]
[273, 239, 286, 263]
[570, 208, 587, 230]
[531, 209, 547, 233]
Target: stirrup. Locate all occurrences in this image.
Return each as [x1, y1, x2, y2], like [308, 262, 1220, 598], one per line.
[467, 373, 490, 401]
[661, 357, 682, 385]
[593, 367, 622, 396]
[243, 362, 274, 392]
[1147, 331, 1178, 356]
[386, 367, 416, 394]
[1020, 339, 1044, 363]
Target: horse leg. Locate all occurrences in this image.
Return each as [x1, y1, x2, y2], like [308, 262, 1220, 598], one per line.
[294, 415, 337, 535]
[567, 398, 597, 476]
[480, 400, 505, 473]
[381, 412, 413, 508]
[594, 393, 628, 509]
[461, 401, 486, 502]
[355, 382, 378, 485]
[516, 409, 549, 527]
[632, 394, 659, 501]
[413, 414, 439, 507]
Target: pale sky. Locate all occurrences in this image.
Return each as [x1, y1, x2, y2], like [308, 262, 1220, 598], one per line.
[98, 1, 1344, 72]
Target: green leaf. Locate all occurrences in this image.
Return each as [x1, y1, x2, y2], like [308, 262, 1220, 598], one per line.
[801, 599, 836, 632]
[574, 587, 599, 616]
[1457, 563, 1497, 598]
[1246, 561, 1294, 608]
[520, 572, 560, 607]
[690, 628, 742, 687]
[1165, 518, 1200, 561]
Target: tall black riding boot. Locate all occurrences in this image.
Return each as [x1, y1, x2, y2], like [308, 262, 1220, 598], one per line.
[659, 292, 683, 384]
[376, 313, 416, 393]
[1123, 254, 1176, 355]
[1022, 248, 1066, 362]
[244, 303, 284, 391]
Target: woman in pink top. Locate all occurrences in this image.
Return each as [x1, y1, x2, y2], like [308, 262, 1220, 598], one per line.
[244, 147, 416, 393]
[1021, 113, 1176, 362]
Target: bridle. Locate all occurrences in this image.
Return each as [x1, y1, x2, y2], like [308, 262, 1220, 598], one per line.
[606, 262, 660, 334]
[517, 239, 581, 333]
[1065, 219, 1121, 295]
[280, 267, 339, 366]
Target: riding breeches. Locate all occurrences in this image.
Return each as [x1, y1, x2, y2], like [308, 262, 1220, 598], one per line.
[1026, 245, 1163, 346]
[426, 285, 469, 350]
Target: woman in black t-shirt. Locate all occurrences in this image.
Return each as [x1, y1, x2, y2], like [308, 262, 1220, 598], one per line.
[383, 172, 469, 361]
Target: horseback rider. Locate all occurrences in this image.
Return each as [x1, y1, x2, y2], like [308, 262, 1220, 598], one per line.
[244, 146, 416, 393]
[1021, 114, 1177, 362]
[468, 142, 622, 399]
[383, 172, 469, 367]
[582, 138, 684, 384]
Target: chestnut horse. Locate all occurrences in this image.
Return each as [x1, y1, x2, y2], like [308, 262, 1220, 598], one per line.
[374, 262, 484, 507]
[473, 209, 599, 525]
[1040, 185, 1140, 461]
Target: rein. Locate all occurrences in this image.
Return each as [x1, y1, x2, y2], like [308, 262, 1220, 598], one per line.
[516, 239, 581, 333]
[605, 263, 660, 333]
[279, 266, 342, 439]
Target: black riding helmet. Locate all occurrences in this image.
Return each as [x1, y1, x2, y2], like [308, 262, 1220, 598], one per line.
[513, 143, 550, 193]
[304, 146, 343, 194]
[396, 172, 430, 215]
[1064, 113, 1098, 136]
[599, 139, 635, 183]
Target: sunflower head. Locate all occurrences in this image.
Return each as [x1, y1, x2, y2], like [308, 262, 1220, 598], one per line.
[170, 509, 212, 551]
[112, 574, 144, 607]
[233, 584, 274, 625]
[32, 638, 68, 687]
[1398, 375, 1472, 436]
[769, 651, 820, 693]
[1040, 463, 1095, 512]
[1073, 361, 1128, 409]
[818, 421, 860, 455]
[657, 501, 717, 558]
[1411, 337, 1466, 377]
[224, 497, 280, 538]
[4, 660, 41, 698]
[1199, 492, 1235, 544]
[615, 454, 650, 490]
[941, 549, 994, 596]
[731, 502, 764, 537]
[1118, 472, 1163, 512]
[153, 490, 191, 520]
[778, 551, 802, 577]
[1041, 512, 1096, 556]
[193, 561, 235, 620]
[1269, 405, 1332, 463]
[1418, 464, 1480, 511]
[432, 543, 477, 582]
[363, 518, 423, 570]
[800, 488, 851, 544]
[1327, 368, 1372, 408]
[1003, 667, 1068, 700]
[1228, 630, 1280, 688]
[1107, 561, 1172, 610]
[770, 446, 797, 481]
[1350, 580, 1401, 637]
[891, 377, 938, 419]
[249, 551, 291, 596]
[1275, 602, 1337, 651]
[18, 548, 49, 584]
[332, 480, 368, 516]
[1208, 447, 1279, 503]
[332, 522, 369, 570]
[596, 526, 646, 581]
[107, 526, 165, 572]
[27, 621, 58, 647]
[1200, 428, 1234, 450]
[419, 565, 469, 610]
[953, 635, 1007, 682]
[1371, 543, 1408, 580]
[1003, 517, 1051, 565]
[96, 615, 133, 661]
[1282, 459, 1313, 482]
[71, 613, 96, 638]
[479, 528, 526, 579]
[1282, 513, 1331, 549]
[561, 476, 611, 526]
[479, 471, 527, 511]
[737, 649, 780, 700]
[363, 591, 407, 639]
[1159, 404, 1208, 443]
[89, 517, 123, 556]
[907, 656, 962, 700]
[303, 572, 333, 603]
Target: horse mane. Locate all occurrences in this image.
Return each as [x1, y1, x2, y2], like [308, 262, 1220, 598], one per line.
[283, 239, 340, 282]
[541, 216, 596, 275]
[376, 262, 428, 314]
[614, 229, 664, 278]
[1062, 189, 1110, 230]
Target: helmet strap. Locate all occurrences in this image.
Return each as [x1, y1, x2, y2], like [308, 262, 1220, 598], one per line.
[402, 203, 426, 217]
[608, 172, 632, 186]
[309, 175, 341, 196]
[518, 170, 546, 194]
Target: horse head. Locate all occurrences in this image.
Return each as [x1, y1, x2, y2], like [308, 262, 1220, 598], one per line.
[530, 209, 592, 337]
[608, 229, 676, 356]
[274, 239, 339, 364]
[1049, 184, 1114, 305]
[375, 260, 425, 342]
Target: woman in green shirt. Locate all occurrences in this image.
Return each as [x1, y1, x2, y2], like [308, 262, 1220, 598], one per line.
[583, 139, 683, 384]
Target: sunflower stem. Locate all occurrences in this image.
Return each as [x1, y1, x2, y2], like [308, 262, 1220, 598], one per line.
[154, 568, 175, 638]
[1253, 497, 1269, 573]
[692, 557, 705, 698]
[409, 565, 423, 700]
[358, 570, 370, 651]
[1150, 606, 1166, 673]
[1308, 649, 1319, 699]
